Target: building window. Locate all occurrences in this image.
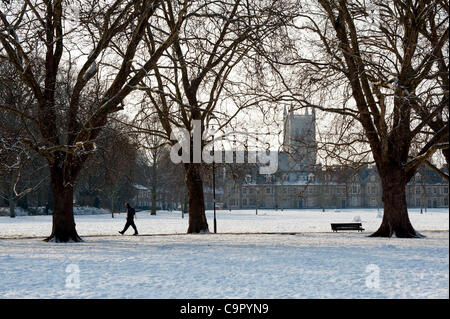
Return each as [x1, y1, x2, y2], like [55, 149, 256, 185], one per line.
[443, 187, 448, 194]
[266, 187, 271, 194]
[242, 199, 247, 206]
[242, 188, 247, 194]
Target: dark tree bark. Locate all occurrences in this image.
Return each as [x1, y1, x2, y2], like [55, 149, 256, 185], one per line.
[44, 163, 82, 242]
[151, 156, 157, 215]
[182, 190, 188, 219]
[370, 166, 421, 238]
[110, 198, 115, 219]
[8, 196, 15, 218]
[184, 162, 209, 233]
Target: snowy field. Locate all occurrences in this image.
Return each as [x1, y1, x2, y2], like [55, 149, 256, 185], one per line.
[0, 208, 448, 237]
[0, 208, 448, 299]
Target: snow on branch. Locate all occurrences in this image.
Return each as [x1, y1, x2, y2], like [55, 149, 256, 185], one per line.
[82, 60, 97, 82]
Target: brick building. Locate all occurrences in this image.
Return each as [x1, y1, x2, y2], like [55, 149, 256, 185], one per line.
[221, 108, 448, 210]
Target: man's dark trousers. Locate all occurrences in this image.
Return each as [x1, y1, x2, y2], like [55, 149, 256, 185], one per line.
[122, 218, 138, 234]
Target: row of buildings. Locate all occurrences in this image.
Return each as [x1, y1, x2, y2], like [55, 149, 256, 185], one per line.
[218, 164, 448, 210]
[134, 107, 449, 211]
[134, 162, 449, 211]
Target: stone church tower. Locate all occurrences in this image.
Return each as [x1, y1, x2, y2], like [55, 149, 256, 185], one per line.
[282, 106, 316, 169]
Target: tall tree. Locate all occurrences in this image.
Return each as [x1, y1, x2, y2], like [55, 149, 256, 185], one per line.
[0, 0, 186, 242]
[97, 120, 137, 218]
[0, 61, 47, 217]
[131, 113, 167, 216]
[268, 0, 448, 237]
[132, 0, 296, 233]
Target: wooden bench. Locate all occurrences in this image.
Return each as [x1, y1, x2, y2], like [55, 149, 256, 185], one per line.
[331, 223, 364, 232]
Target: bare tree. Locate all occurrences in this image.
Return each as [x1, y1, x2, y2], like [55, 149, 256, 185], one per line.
[0, 152, 47, 218]
[0, 61, 48, 217]
[130, 113, 167, 216]
[265, 0, 448, 237]
[132, 0, 295, 233]
[97, 121, 137, 218]
[0, 0, 186, 242]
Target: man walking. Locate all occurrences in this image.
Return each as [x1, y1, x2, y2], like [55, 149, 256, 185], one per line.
[119, 202, 138, 235]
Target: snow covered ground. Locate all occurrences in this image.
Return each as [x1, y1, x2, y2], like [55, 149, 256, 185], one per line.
[0, 208, 448, 299]
[0, 208, 448, 237]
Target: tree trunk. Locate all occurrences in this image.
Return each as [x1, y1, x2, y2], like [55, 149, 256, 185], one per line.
[47, 185, 54, 211]
[184, 163, 209, 233]
[151, 161, 157, 215]
[44, 167, 82, 242]
[111, 197, 115, 218]
[182, 190, 188, 219]
[370, 167, 421, 238]
[9, 198, 16, 218]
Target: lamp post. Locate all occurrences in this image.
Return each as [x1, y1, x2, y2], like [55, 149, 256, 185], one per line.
[211, 119, 218, 234]
[213, 140, 217, 233]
